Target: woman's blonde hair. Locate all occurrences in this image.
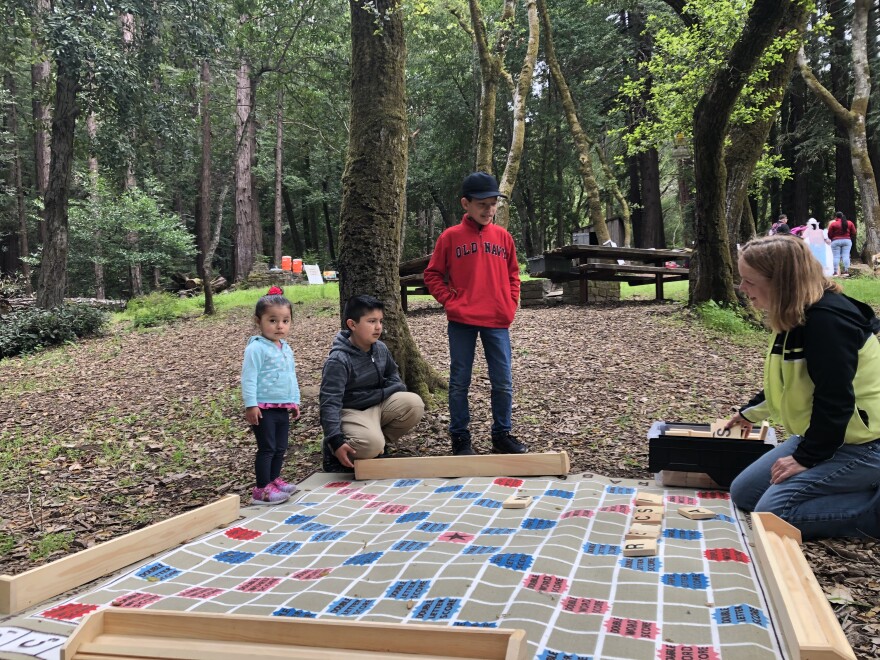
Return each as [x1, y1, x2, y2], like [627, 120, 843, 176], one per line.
[739, 235, 840, 332]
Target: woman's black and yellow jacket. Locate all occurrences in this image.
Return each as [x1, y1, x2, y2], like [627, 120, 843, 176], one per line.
[740, 291, 880, 467]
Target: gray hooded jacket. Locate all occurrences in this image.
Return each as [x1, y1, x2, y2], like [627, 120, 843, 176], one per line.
[319, 330, 406, 450]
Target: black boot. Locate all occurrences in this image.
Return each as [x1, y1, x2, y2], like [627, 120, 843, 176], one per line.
[491, 431, 528, 454]
[322, 440, 354, 473]
[451, 433, 476, 456]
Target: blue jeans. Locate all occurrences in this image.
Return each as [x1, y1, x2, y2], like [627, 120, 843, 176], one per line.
[447, 321, 512, 438]
[251, 408, 289, 488]
[730, 435, 880, 539]
[830, 238, 852, 273]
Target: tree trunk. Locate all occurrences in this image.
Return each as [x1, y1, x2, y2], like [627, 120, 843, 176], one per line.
[638, 149, 664, 248]
[536, 0, 609, 244]
[690, 0, 791, 306]
[495, 0, 538, 229]
[724, 0, 807, 255]
[197, 59, 215, 315]
[5, 73, 32, 294]
[463, 0, 515, 172]
[428, 184, 455, 229]
[340, 0, 443, 398]
[31, 0, 51, 247]
[36, 57, 79, 309]
[595, 142, 632, 246]
[798, 0, 880, 258]
[322, 179, 337, 261]
[233, 58, 255, 281]
[830, 0, 857, 222]
[86, 111, 104, 299]
[281, 184, 304, 255]
[274, 89, 284, 269]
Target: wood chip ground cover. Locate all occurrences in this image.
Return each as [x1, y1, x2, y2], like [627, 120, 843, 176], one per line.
[0, 300, 877, 658]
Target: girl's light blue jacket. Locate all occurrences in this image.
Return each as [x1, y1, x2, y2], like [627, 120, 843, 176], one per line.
[241, 336, 301, 408]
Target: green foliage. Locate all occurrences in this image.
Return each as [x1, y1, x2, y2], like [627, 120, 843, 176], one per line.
[29, 532, 74, 561]
[125, 292, 181, 328]
[0, 305, 108, 359]
[0, 532, 15, 556]
[694, 301, 756, 336]
[67, 178, 196, 298]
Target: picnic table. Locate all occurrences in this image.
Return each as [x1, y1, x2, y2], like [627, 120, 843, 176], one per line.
[532, 245, 691, 302]
[399, 255, 431, 312]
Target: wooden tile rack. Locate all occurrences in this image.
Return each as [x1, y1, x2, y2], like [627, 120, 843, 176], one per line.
[61, 609, 529, 660]
[751, 512, 856, 660]
[354, 451, 570, 480]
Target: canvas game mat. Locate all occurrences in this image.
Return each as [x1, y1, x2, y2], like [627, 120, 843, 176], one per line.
[0, 471, 785, 660]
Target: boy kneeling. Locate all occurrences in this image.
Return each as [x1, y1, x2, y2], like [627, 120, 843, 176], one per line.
[320, 295, 425, 472]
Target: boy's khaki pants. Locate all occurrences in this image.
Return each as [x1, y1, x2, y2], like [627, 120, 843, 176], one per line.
[341, 391, 425, 459]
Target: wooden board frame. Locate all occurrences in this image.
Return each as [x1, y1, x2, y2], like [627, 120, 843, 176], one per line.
[0, 494, 240, 616]
[751, 512, 856, 660]
[61, 608, 528, 660]
[354, 452, 570, 481]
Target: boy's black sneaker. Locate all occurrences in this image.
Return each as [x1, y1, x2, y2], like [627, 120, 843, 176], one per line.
[491, 432, 528, 454]
[451, 434, 476, 456]
[322, 441, 354, 473]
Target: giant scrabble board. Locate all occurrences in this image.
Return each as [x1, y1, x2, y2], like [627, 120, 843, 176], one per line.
[0, 472, 784, 660]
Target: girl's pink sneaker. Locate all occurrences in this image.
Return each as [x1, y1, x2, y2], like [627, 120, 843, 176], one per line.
[272, 477, 298, 494]
[251, 482, 290, 505]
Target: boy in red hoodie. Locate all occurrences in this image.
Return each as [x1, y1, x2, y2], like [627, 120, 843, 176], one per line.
[424, 172, 528, 456]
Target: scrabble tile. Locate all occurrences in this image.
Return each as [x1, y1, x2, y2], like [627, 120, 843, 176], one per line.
[623, 539, 658, 557]
[631, 511, 663, 525]
[677, 506, 716, 520]
[633, 506, 665, 517]
[503, 494, 533, 509]
[625, 524, 661, 540]
[634, 492, 663, 507]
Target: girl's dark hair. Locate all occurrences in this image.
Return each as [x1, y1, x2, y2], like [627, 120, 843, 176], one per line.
[255, 286, 292, 318]
[835, 211, 845, 220]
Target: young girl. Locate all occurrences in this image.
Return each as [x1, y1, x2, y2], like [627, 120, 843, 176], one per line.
[241, 286, 301, 505]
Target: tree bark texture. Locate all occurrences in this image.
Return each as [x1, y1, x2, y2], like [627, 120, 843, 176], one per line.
[830, 0, 856, 222]
[31, 0, 51, 246]
[798, 0, 880, 258]
[690, 0, 791, 306]
[233, 59, 255, 282]
[5, 72, 32, 293]
[467, 0, 515, 173]
[86, 111, 104, 299]
[281, 185, 304, 255]
[274, 90, 284, 269]
[37, 57, 79, 309]
[197, 60, 215, 315]
[340, 0, 443, 397]
[495, 0, 538, 229]
[724, 0, 807, 254]
[536, 0, 609, 244]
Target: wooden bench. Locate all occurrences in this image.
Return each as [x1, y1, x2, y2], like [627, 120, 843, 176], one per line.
[578, 262, 689, 301]
[399, 255, 432, 312]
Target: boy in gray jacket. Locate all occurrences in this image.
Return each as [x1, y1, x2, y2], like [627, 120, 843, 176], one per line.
[320, 295, 425, 472]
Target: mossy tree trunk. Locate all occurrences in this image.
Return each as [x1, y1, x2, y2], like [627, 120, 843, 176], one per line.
[798, 0, 880, 259]
[495, 0, 538, 230]
[724, 0, 808, 261]
[690, 0, 791, 307]
[339, 0, 444, 400]
[536, 0, 609, 244]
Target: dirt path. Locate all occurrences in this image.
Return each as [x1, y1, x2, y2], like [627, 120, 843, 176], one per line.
[1, 300, 877, 656]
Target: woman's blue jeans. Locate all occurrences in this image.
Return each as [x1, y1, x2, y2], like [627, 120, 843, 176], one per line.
[447, 321, 512, 438]
[730, 435, 880, 539]
[830, 238, 852, 273]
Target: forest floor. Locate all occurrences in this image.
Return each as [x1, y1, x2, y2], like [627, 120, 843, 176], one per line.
[1, 298, 878, 657]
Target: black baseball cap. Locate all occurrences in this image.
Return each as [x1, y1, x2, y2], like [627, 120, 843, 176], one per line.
[461, 172, 507, 200]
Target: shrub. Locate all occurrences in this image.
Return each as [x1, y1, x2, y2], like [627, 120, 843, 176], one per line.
[126, 292, 180, 328]
[0, 304, 108, 359]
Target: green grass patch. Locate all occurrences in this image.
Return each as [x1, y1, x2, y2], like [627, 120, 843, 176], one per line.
[113, 283, 342, 328]
[840, 278, 880, 308]
[694, 301, 758, 336]
[0, 531, 15, 555]
[620, 279, 689, 301]
[29, 531, 74, 561]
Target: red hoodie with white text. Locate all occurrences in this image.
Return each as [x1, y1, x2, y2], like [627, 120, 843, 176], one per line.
[424, 214, 520, 328]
